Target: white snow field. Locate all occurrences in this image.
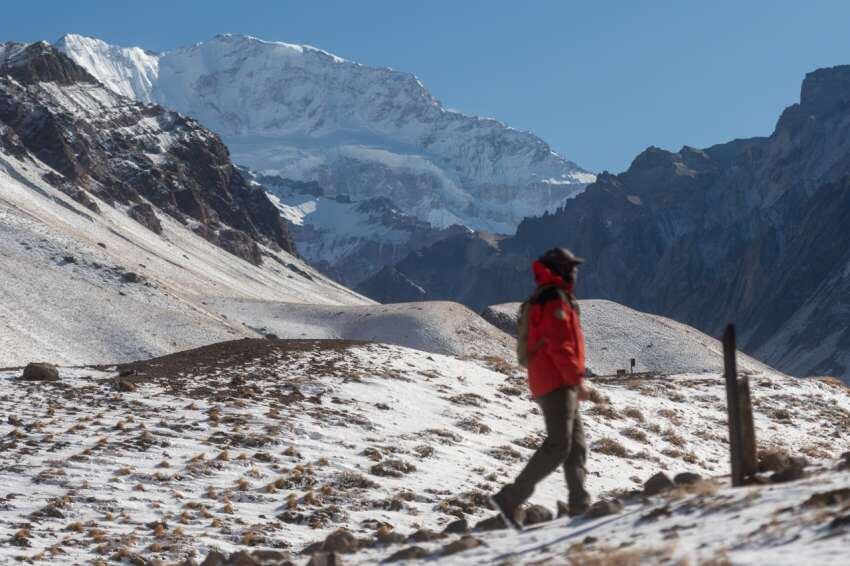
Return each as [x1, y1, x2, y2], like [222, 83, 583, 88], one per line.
[0, 151, 366, 367]
[485, 300, 780, 377]
[0, 339, 847, 564]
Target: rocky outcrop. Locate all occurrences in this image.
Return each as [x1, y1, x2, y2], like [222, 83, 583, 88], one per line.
[127, 203, 162, 234]
[364, 65, 850, 381]
[257, 172, 466, 286]
[0, 41, 295, 264]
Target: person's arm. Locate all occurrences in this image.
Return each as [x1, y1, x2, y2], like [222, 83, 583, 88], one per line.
[538, 297, 583, 385]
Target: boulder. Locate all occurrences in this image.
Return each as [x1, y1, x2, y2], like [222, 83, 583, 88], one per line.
[20, 362, 59, 381]
[583, 499, 624, 519]
[407, 528, 444, 543]
[473, 514, 507, 531]
[442, 518, 469, 534]
[384, 546, 429, 562]
[306, 552, 342, 566]
[440, 535, 483, 556]
[673, 472, 702, 486]
[643, 472, 675, 496]
[521, 504, 553, 526]
[320, 529, 359, 554]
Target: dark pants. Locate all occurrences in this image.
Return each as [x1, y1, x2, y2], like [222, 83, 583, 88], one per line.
[496, 386, 589, 512]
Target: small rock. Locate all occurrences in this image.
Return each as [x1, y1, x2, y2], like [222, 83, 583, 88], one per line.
[20, 362, 59, 382]
[771, 465, 806, 484]
[644, 472, 675, 496]
[114, 378, 136, 392]
[407, 528, 444, 543]
[121, 271, 142, 283]
[265, 333, 278, 340]
[384, 546, 429, 562]
[521, 504, 553, 526]
[583, 499, 624, 519]
[441, 535, 483, 556]
[474, 514, 507, 531]
[250, 550, 291, 563]
[758, 448, 791, 472]
[321, 529, 359, 554]
[306, 552, 342, 566]
[224, 551, 259, 566]
[62, 255, 76, 264]
[674, 472, 702, 486]
[200, 551, 228, 566]
[376, 525, 406, 544]
[442, 518, 469, 534]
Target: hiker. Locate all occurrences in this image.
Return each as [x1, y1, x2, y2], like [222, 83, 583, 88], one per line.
[490, 247, 591, 528]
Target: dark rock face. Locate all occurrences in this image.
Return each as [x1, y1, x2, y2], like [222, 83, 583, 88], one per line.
[127, 203, 163, 234]
[0, 42, 295, 264]
[218, 229, 263, 266]
[366, 65, 850, 381]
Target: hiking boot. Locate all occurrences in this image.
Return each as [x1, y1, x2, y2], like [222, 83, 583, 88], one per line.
[567, 502, 590, 517]
[488, 495, 522, 531]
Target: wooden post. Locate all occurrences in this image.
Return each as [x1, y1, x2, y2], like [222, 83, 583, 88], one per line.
[723, 324, 743, 487]
[737, 376, 758, 477]
[723, 324, 758, 486]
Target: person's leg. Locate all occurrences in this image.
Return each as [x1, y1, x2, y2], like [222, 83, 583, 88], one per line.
[494, 387, 573, 512]
[564, 406, 590, 512]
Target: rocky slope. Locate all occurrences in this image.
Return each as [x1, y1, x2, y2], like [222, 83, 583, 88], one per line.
[57, 33, 593, 234]
[0, 41, 295, 265]
[366, 65, 850, 382]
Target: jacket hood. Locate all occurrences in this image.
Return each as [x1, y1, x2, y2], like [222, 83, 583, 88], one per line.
[532, 260, 574, 292]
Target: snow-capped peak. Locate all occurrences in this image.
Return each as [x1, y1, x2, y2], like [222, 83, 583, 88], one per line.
[59, 33, 594, 233]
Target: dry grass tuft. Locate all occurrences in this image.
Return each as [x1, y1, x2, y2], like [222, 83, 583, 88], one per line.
[621, 427, 648, 443]
[623, 406, 645, 422]
[566, 543, 677, 566]
[592, 437, 629, 458]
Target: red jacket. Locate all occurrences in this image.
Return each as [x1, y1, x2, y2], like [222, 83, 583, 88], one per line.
[526, 261, 586, 398]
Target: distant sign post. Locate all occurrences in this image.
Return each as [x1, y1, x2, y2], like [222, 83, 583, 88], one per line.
[723, 324, 758, 486]
[630, 358, 635, 374]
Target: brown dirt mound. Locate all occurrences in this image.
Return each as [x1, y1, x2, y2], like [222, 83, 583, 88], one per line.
[115, 338, 370, 382]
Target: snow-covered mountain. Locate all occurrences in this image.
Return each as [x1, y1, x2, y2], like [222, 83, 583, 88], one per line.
[57, 33, 593, 234]
[0, 40, 367, 365]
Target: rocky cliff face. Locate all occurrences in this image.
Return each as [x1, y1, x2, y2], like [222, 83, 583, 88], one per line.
[365, 65, 850, 381]
[252, 171, 467, 286]
[0, 41, 294, 264]
[57, 33, 593, 234]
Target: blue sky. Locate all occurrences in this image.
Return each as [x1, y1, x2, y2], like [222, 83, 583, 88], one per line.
[3, 1, 849, 172]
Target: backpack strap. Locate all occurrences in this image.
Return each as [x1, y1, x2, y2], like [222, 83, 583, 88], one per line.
[530, 284, 579, 313]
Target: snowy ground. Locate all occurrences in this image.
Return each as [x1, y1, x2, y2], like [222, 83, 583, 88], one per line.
[1, 339, 847, 564]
